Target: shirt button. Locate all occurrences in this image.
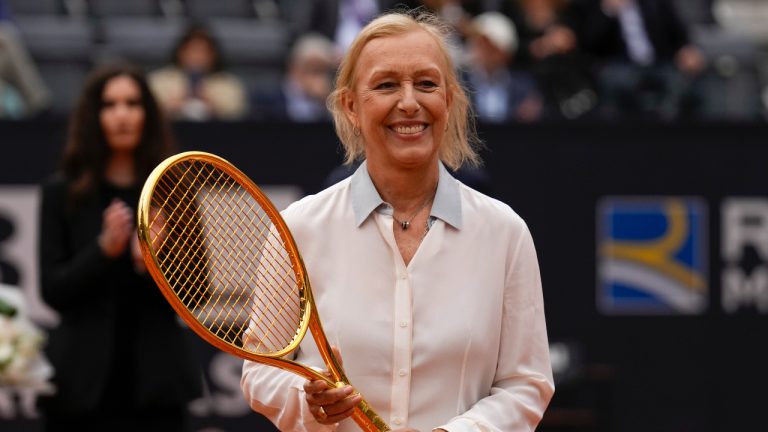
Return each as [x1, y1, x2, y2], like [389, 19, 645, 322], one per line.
[398, 273, 407, 280]
[393, 418, 402, 425]
[399, 369, 408, 377]
[399, 321, 408, 328]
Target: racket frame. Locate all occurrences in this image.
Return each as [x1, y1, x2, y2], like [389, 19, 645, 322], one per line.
[137, 151, 389, 432]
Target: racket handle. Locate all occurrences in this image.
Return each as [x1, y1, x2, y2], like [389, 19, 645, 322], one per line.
[352, 398, 391, 431]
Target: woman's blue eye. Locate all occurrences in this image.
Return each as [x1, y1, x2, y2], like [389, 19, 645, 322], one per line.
[375, 82, 395, 90]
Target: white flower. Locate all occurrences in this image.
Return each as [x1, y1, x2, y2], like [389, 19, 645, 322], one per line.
[0, 314, 51, 387]
[0, 341, 13, 364]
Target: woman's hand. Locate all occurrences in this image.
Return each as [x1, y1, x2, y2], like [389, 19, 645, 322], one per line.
[98, 199, 134, 257]
[303, 346, 362, 424]
[304, 379, 361, 424]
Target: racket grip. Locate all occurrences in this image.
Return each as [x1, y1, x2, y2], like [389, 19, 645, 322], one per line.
[352, 398, 391, 431]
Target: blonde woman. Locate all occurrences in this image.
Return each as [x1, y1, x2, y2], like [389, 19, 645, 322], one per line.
[241, 10, 554, 432]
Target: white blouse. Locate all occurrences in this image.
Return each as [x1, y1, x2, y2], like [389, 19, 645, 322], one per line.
[241, 162, 554, 432]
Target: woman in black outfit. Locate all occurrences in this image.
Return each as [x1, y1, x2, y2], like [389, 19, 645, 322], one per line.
[37, 64, 201, 431]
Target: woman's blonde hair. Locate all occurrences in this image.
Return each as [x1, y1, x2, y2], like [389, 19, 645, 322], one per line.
[327, 9, 480, 170]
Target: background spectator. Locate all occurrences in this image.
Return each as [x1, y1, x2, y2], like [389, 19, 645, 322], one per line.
[461, 11, 544, 122]
[251, 33, 337, 122]
[569, 0, 707, 119]
[501, 0, 596, 118]
[292, 0, 382, 55]
[0, 1, 51, 119]
[149, 23, 248, 121]
[37, 63, 202, 431]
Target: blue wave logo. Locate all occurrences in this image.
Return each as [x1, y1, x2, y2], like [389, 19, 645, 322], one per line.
[597, 197, 708, 314]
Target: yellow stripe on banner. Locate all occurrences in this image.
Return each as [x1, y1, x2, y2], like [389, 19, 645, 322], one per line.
[602, 199, 705, 291]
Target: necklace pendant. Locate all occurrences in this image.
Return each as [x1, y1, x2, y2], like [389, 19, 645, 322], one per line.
[401, 221, 410, 230]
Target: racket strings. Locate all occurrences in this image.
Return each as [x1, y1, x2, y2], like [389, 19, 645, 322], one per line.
[164, 167, 299, 350]
[180, 164, 301, 349]
[186, 169, 304, 348]
[147, 159, 306, 354]
[155, 187, 213, 310]
[153, 173, 219, 310]
[153, 174, 299, 345]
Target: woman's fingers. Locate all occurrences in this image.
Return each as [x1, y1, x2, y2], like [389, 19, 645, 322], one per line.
[304, 346, 361, 423]
[305, 380, 351, 405]
[304, 380, 362, 424]
[316, 393, 362, 423]
[99, 199, 135, 256]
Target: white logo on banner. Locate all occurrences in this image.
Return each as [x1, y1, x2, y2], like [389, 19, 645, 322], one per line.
[722, 198, 768, 313]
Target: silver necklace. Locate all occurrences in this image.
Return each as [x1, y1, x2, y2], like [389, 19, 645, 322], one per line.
[392, 195, 433, 230]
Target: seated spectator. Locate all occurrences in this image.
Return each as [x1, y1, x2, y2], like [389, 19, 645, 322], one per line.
[712, 0, 766, 38]
[251, 33, 337, 122]
[293, 0, 382, 55]
[461, 11, 543, 123]
[570, 0, 706, 119]
[502, 0, 597, 118]
[149, 23, 248, 121]
[0, 16, 51, 118]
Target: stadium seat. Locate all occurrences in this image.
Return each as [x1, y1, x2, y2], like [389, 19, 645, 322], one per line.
[97, 17, 186, 69]
[184, 0, 256, 19]
[207, 17, 290, 67]
[12, 15, 93, 62]
[6, 0, 62, 16]
[87, 0, 162, 17]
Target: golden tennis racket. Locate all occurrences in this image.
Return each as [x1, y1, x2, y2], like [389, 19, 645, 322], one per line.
[137, 151, 389, 432]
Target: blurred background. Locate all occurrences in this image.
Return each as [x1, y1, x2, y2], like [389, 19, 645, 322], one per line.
[0, 0, 767, 431]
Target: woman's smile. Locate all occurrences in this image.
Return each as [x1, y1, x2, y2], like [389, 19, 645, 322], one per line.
[389, 122, 428, 136]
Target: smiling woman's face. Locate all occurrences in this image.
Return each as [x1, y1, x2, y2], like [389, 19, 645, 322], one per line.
[342, 29, 452, 173]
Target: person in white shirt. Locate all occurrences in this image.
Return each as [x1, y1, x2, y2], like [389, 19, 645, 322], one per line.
[241, 10, 554, 432]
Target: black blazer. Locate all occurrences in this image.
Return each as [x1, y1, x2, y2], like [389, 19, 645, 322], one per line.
[571, 0, 691, 63]
[38, 176, 201, 414]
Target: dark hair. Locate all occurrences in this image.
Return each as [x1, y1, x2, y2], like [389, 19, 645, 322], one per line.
[61, 63, 175, 202]
[172, 23, 224, 72]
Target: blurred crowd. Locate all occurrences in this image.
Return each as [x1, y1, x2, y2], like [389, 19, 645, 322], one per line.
[1, 0, 767, 123]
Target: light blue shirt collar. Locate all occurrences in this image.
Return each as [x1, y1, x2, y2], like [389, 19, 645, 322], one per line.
[351, 160, 462, 229]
